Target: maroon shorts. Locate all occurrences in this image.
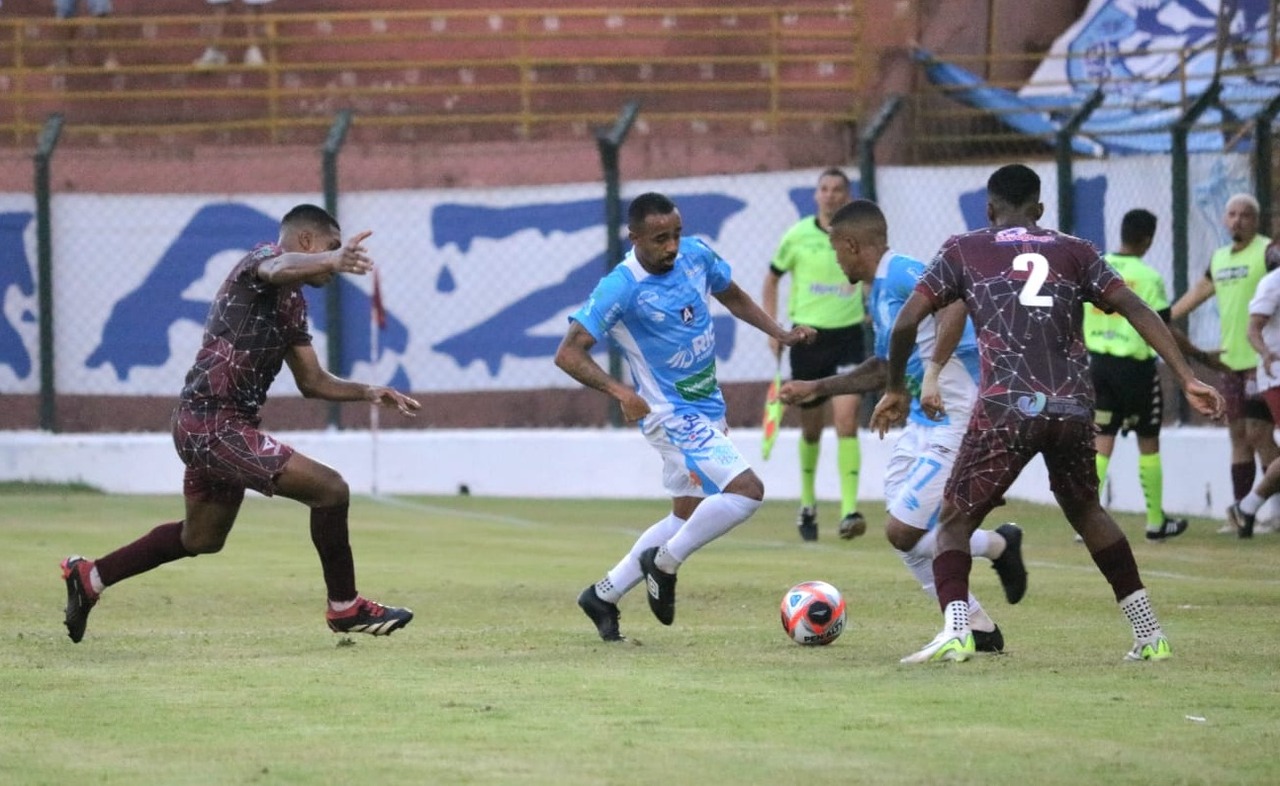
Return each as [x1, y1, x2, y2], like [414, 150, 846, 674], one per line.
[1219, 368, 1273, 423]
[946, 418, 1098, 519]
[172, 407, 295, 504]
[1263, 387, 1280, 424]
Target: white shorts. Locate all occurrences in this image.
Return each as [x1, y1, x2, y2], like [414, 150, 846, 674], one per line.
[884, 417, 968, 530]
[643, 411, 751, 498]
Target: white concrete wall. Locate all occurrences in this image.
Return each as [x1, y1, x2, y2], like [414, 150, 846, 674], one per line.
[0, 427, 1251, 522]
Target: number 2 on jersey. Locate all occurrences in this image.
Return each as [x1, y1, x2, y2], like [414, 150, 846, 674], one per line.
[1013, 252, 1051, 307]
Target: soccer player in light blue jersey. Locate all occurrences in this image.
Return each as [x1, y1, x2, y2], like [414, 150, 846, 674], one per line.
[779, 199, 1026, 654]
[557, 192, 816, 641]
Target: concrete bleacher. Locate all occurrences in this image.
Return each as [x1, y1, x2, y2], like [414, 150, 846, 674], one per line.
[0, 2, 877, 148]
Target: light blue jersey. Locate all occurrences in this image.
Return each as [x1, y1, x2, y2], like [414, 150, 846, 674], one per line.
[570, 237, 733, 425]
[869, 250, 980, 427]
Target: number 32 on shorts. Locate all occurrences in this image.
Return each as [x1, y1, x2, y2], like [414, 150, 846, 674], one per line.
[1013, 252, 1051, 307]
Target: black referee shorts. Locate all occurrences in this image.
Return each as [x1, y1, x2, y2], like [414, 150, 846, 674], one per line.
[789, 323, 867, 409]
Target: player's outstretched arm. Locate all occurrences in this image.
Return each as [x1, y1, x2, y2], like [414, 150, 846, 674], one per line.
[283, 344, 420, 415]
[780, 356, 887, 405]
[1106, 286, 1224, 420]
[761, 269, 785, 359]
[713, 282, 816, 347]
[258, 230, 374, 287]
[554, 322, 650, 422]
[1169, 272, 1215, 321]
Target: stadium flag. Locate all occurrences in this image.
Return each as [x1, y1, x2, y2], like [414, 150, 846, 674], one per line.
[761, 357, 784, 460]
[371, 267, 387, 331]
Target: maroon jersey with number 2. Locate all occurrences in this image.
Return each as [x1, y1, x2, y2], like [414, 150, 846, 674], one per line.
[913, 225, 1125, 517]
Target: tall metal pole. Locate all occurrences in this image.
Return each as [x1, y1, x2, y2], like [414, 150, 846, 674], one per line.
[1171, 81, 1221, 302]
[595, 100, 640, 427]
[857, 95, 903, 203]
[1254, 92, 1280, 237]
[321, 109, 353, 429]
[34, 113, 63, 432]
[1054, 88, 1104, 235]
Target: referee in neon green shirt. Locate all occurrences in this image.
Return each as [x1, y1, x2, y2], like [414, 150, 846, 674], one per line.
[1086, 209, 1221, 541]
[762, 168, 866, 542]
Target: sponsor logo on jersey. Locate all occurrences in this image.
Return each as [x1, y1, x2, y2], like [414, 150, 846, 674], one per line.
[675, 362, 718, 401]
[665, 324, 716, 369]
[1215, 265, 1253, 283]
[1016, 391, 1047, 416]
[680, 304, 695, 324]
[994, 227, 1053, 245]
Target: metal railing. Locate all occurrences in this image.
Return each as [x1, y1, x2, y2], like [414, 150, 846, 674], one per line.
[0, 6, 867, 146]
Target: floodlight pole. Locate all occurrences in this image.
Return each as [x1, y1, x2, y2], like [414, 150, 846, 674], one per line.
[596, 100, 641, 427]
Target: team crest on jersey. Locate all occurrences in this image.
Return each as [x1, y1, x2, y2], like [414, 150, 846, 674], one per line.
[680, 305, 695, 324]
[636, 291, 665, 322]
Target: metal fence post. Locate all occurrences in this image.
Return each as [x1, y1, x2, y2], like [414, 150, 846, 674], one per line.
[1055, 88, 1104, 235]
[321, 109, 353, 429]
[595, 100, 640, 427]
[34, 113, 63, 432]
[857, 95, 902, 202]
[1254, 92, 1280, 238]
[1171, 80, 1221, 303]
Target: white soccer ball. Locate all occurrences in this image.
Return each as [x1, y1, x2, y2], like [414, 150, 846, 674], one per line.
[780, 580, 847, 645]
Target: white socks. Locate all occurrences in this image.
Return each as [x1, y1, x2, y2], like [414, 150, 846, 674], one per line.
[598, 513, 685, 603]
[900, 528, 993, 632]
[1119, 588, 1163, 641]
[595, 495, 762, 602]
[943, 599, 970, 635]
[663, 493, 762, 565]
[1240, 491, 1266, 516]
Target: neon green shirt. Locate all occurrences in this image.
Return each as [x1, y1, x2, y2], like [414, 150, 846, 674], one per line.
[1211, 234, 1271, 371]
[1084, 253, 1169, 360]
[771, 216, 864, 329]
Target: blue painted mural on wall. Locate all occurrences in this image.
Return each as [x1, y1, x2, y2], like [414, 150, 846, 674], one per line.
[83, 203, 410, 388]
[0, 211, 36, 379]
[430, 193, 747, 377]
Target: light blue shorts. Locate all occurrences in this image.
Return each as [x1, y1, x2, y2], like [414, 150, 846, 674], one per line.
[54, 0, 112, 18]
[884, 418, 968, 530]
[643, 411, 751, 498]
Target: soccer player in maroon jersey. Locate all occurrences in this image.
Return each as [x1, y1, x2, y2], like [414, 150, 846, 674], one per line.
[872, 164, 1224, 663]
[60, 204, 421, 643]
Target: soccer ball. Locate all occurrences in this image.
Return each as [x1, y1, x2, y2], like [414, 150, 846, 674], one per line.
[779, 580, 847, 645]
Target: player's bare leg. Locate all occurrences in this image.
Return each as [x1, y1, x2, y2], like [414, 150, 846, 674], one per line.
[59, 496, 233, 644]
[1062, 495, 1170, 660]
[900, 503, 980, 663]
[275, 453, 412, 636]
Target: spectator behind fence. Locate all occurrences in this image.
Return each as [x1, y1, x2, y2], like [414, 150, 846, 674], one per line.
[1171, 194, 1276, 526]
[52, 0, 119, 70]
[195, 0, 274, 67]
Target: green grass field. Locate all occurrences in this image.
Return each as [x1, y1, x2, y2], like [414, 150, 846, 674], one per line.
[2, 487, 1277, 786]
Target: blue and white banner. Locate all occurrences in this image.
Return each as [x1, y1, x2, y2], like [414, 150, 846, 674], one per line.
[0, 158, 1244, 398]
